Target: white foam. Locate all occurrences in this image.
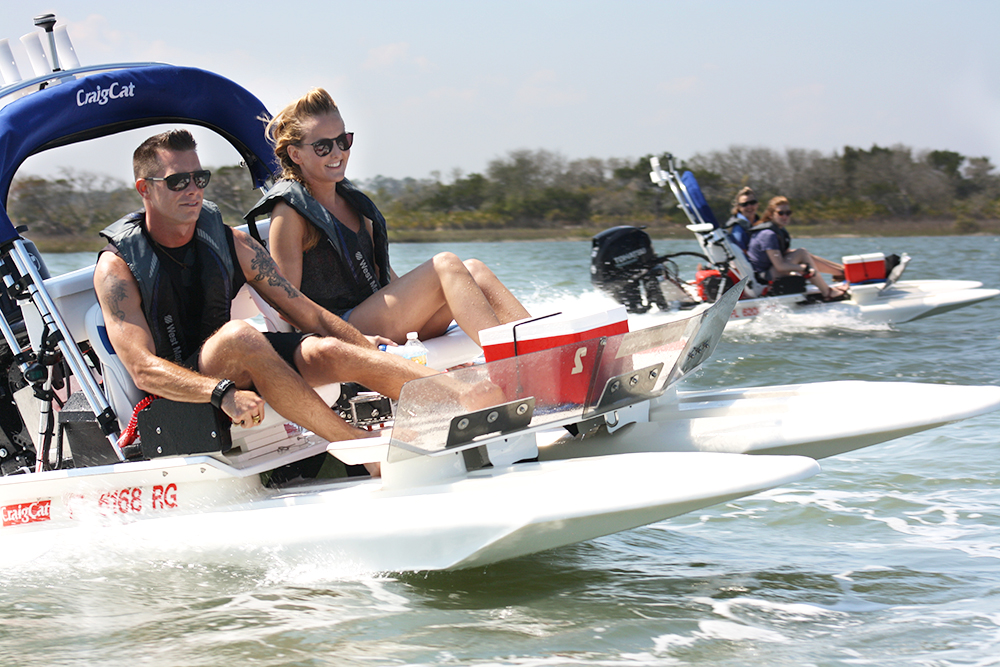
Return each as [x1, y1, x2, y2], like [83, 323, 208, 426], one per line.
[694, 595, 838, 622]
[652, 633, 697, 653]
[728, 301, 893, 340]
[695, 619, 790, 643]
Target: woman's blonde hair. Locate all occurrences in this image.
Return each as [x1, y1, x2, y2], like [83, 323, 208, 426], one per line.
[759, 196, 790, 224]
[265, 88, 342, 251]
[265, 87, 341, 184]
[730, 186, 757, 216]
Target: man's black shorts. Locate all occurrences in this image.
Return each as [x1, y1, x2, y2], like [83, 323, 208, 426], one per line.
[184, 332, 310, 373]
[263, 332, 311, 372]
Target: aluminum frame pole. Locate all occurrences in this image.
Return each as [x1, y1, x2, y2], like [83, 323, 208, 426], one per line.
[6, 240, 123, 459]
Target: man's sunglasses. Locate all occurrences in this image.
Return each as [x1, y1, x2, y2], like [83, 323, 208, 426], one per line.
[739, 199, 758, 207]
[145, 170, 212, 191]
[299, 132, 354, 157]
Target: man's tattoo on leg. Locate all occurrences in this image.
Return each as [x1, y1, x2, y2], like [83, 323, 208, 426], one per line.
[250, 245, 299, 299]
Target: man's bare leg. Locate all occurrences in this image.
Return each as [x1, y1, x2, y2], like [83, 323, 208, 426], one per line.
[199, 321, 368, 443]
[295, 336, 435, 399]
[296, 335, 506, 411]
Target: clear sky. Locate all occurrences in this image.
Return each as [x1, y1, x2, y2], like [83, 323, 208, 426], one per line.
[3, 1, 1000, 186]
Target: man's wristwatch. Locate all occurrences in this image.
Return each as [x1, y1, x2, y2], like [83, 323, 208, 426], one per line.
[211, 378, 236, 409]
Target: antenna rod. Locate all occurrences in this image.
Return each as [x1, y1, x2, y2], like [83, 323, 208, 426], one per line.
[32, 13, 60, 72]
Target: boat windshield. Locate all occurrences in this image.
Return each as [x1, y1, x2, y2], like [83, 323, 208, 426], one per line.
[388, 279, 742, 461]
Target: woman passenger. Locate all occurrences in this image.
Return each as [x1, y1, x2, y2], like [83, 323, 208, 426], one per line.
[247, 88, 530, 347]
[723, 186, 758, 252]
[747, 196, 847, 300]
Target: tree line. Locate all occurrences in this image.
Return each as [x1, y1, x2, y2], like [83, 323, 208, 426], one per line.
[8, 144, 1000, 244]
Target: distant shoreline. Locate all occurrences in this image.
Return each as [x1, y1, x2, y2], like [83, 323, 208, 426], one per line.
[23, 218, 1000, 253]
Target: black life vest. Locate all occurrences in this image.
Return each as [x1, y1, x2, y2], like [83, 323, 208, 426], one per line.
[100, 202, 237, 362]
[748, 221, 803, 291]
[244, 179, 391, 300]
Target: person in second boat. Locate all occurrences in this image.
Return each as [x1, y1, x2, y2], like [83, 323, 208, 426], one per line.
[246, 87, 530, 348]
[747, 196, 847, 300]
[723, 186, 758, 252]
[93, 129, 447, 467]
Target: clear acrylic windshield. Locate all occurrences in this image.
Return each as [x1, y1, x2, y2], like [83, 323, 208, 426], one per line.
[388, 279, 744, 462]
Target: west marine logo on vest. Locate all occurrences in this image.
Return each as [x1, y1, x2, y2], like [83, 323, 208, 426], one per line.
[76, 81, 136, 107]
[2, 499, 52, 527]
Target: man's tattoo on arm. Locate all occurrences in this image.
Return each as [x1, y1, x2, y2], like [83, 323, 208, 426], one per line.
[249, 244, 299, 299]
[106, 276, 129, 324]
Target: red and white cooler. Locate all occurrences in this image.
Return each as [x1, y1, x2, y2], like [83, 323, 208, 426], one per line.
[479, 306, 629, 404]
[842, 252, 886, 283]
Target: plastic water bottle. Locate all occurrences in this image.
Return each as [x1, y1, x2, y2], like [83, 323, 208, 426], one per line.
[383, 331, 428, 366]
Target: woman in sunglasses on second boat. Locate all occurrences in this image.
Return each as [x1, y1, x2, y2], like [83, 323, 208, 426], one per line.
[747, 196, 848, 301]
[723, 186, 759, 252]
[246, 88, 529, 349]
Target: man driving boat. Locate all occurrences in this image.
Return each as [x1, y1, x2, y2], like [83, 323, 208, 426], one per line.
[93, 129, 438, 457]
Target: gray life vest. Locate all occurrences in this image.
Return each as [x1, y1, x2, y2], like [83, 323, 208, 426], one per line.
[244, 179, 391, 295]
[100, 202, 237, 362]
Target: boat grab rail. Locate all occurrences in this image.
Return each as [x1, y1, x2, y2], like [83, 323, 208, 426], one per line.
[0, 61, 164, 104]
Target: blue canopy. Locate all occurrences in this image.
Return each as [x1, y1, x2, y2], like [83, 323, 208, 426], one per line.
[0, 64, 280, 244]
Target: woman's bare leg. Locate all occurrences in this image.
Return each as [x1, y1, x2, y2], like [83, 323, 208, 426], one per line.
[348, 252, 501, 346]
[811, 254, 844, 276]
[464, 259, 530, 323]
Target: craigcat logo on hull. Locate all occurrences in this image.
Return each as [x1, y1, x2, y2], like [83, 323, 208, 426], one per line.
[2, 500, 52, 526]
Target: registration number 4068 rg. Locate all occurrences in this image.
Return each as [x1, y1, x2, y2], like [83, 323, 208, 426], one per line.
[97, 483, 179, 515]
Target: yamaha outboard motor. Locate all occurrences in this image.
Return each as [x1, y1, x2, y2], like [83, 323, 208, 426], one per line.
[590, 226, 668, 314]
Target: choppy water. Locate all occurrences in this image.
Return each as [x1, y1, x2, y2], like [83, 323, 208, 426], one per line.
[4, 235, 999, 667]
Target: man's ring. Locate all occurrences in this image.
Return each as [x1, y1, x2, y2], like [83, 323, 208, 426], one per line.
[253, 415, 261, 424]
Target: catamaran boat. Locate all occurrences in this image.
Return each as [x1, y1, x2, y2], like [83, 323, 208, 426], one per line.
[590, 155, 998, 324]
[0, 16, 997, 573]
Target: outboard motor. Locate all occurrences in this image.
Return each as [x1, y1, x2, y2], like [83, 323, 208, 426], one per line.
[590, 226, 668, 314]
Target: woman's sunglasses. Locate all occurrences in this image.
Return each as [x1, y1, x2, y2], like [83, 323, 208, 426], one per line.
[776, 210, 793, 216]
[145, 170, 212, 191]
[739, 199, 758, 207]
[300, 132, 354, 157]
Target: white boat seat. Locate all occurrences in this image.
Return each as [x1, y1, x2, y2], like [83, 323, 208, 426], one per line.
[688, 224, 766, 298]
[247, 286, 293, 333]
[85, 301, 145, 432]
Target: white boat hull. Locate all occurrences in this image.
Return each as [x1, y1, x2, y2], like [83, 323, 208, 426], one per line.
[629, 280, 998, 329]
[727, 279, 998, 325]
[1, 451, 818, 572]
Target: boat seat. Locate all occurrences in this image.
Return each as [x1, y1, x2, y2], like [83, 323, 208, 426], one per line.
[247, 286, 293, 333]
[688, 224, 766, 298]
[230, 218, 294, 333]
[85, 301, 145, 432]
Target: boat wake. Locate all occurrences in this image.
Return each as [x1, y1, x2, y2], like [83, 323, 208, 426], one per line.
[724, 302, 894, 340]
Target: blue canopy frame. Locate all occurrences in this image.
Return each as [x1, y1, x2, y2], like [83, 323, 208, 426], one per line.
[0, 64, 280, 244]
